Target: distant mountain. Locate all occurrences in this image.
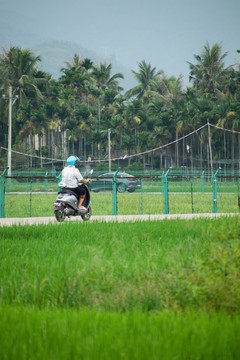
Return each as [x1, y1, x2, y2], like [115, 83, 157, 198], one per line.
[0, 5, 137, 92]
[0, 36, 136, 91]
[32, 40, 137, 91]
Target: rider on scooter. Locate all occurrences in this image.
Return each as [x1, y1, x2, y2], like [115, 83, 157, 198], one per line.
[61, 156, 90, 211]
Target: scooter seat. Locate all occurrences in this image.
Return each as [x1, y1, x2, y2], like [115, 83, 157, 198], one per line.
[61, 188, 77, 197]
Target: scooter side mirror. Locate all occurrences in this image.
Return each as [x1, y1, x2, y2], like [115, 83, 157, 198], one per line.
[89, 169, 93, 175]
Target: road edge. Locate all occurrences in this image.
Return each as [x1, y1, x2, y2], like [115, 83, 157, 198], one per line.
[0, 213, 239, 227]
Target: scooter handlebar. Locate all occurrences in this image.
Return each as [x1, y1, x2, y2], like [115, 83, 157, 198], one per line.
[78, 180, 91, 189]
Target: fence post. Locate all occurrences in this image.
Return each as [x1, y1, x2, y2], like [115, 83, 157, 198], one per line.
[164, 168, 171, 214]
[0, 168, 8, 218]
[57, 171, 62, 192]
[213, 167, 221, 213]
[112, 168, 120, 215]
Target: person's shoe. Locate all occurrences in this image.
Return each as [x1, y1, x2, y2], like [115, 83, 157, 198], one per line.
[78, 206, 87, 212]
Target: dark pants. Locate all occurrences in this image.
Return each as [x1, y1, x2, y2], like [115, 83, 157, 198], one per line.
[68, 185, 86, 199]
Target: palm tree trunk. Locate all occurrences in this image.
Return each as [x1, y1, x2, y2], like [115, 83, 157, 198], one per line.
[84, 135, 87, 161]
[182, 136, 185, 167]
[98, 99, 101, 131]
[232, 132, 235, 173]
[224, 131, 226, 175]
[48, 130, 51, 158]
[29, 134, 33, 168]
[207, 143, 209, 173]
[199, 135, 202, 169]
[176, 130, 179, 168]
[51, 131, 54, 159]
[238, 134, 240, 175]
[40, 135, 43, 168]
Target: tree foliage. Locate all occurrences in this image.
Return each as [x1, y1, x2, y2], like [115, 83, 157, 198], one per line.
[0, 42, 240, 170]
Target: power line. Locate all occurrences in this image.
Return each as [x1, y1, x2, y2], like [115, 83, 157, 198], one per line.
[0, 122, 239, 164]
[126, 123, 208, 159]
[209, 123, 240, 134]
[0, 145, 63, 161]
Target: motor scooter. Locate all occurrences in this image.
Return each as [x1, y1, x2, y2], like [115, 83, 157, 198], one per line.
[53, 170, 93, 222]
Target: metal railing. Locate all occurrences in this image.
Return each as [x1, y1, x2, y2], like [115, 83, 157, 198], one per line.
[1, 168, 240, 218]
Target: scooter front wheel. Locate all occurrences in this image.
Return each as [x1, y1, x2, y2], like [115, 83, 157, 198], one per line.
[54, 207, 66, 222]
[81, 206, 92, 221]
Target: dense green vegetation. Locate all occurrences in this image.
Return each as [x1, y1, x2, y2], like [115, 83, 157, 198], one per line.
[0, 217, 240, 359]
[0, 44, 240, 171]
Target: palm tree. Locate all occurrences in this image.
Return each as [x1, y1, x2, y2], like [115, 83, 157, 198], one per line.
[0, 46, 45, 100]
[187, 42, 229, 95]
[0, 46, 51, 167]
[153, 75, 183, 103]
[147, 74, 184, 167]
[125, 60, 163, 101]
[124, 99, 143, 147]
[91, 62, 124, 131]
[92, 62, 124, 91]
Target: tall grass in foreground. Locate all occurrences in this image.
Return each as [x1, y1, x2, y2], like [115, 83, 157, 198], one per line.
[1, 216, 239, 312]
[0, 307, 239, 360]
[1, 217, 240, 360]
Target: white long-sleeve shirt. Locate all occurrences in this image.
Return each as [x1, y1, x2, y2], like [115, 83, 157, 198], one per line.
[61, 166, 83, 188]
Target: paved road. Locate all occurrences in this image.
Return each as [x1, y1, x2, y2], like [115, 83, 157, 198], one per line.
[0, 213, 239, 227]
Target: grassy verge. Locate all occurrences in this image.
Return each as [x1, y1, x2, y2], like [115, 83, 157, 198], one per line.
[4, 191, 240, 217]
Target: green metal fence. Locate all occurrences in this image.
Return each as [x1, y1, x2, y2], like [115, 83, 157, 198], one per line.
[1, 168, 240, 218]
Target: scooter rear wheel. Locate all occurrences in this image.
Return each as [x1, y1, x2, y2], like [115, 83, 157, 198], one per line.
[54, 207, 66, 222]
[81, 206, 92, 221]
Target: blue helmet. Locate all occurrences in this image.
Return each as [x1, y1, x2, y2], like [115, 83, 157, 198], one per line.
[67, 156, 78, 166]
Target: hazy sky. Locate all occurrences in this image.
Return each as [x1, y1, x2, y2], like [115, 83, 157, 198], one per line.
[1, 0, 240, 86]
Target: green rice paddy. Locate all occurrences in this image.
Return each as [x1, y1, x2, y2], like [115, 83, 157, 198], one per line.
[0, 216, 240, 359]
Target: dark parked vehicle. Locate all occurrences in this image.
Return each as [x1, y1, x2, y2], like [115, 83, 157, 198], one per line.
[90, 172, 141, 193]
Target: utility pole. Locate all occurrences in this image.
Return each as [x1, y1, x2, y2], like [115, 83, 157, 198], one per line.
[108, 128, 111, 172]
[208, 121, 213, 177]
[7, 86, 13, 176]
[2, 86, 18, 176]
